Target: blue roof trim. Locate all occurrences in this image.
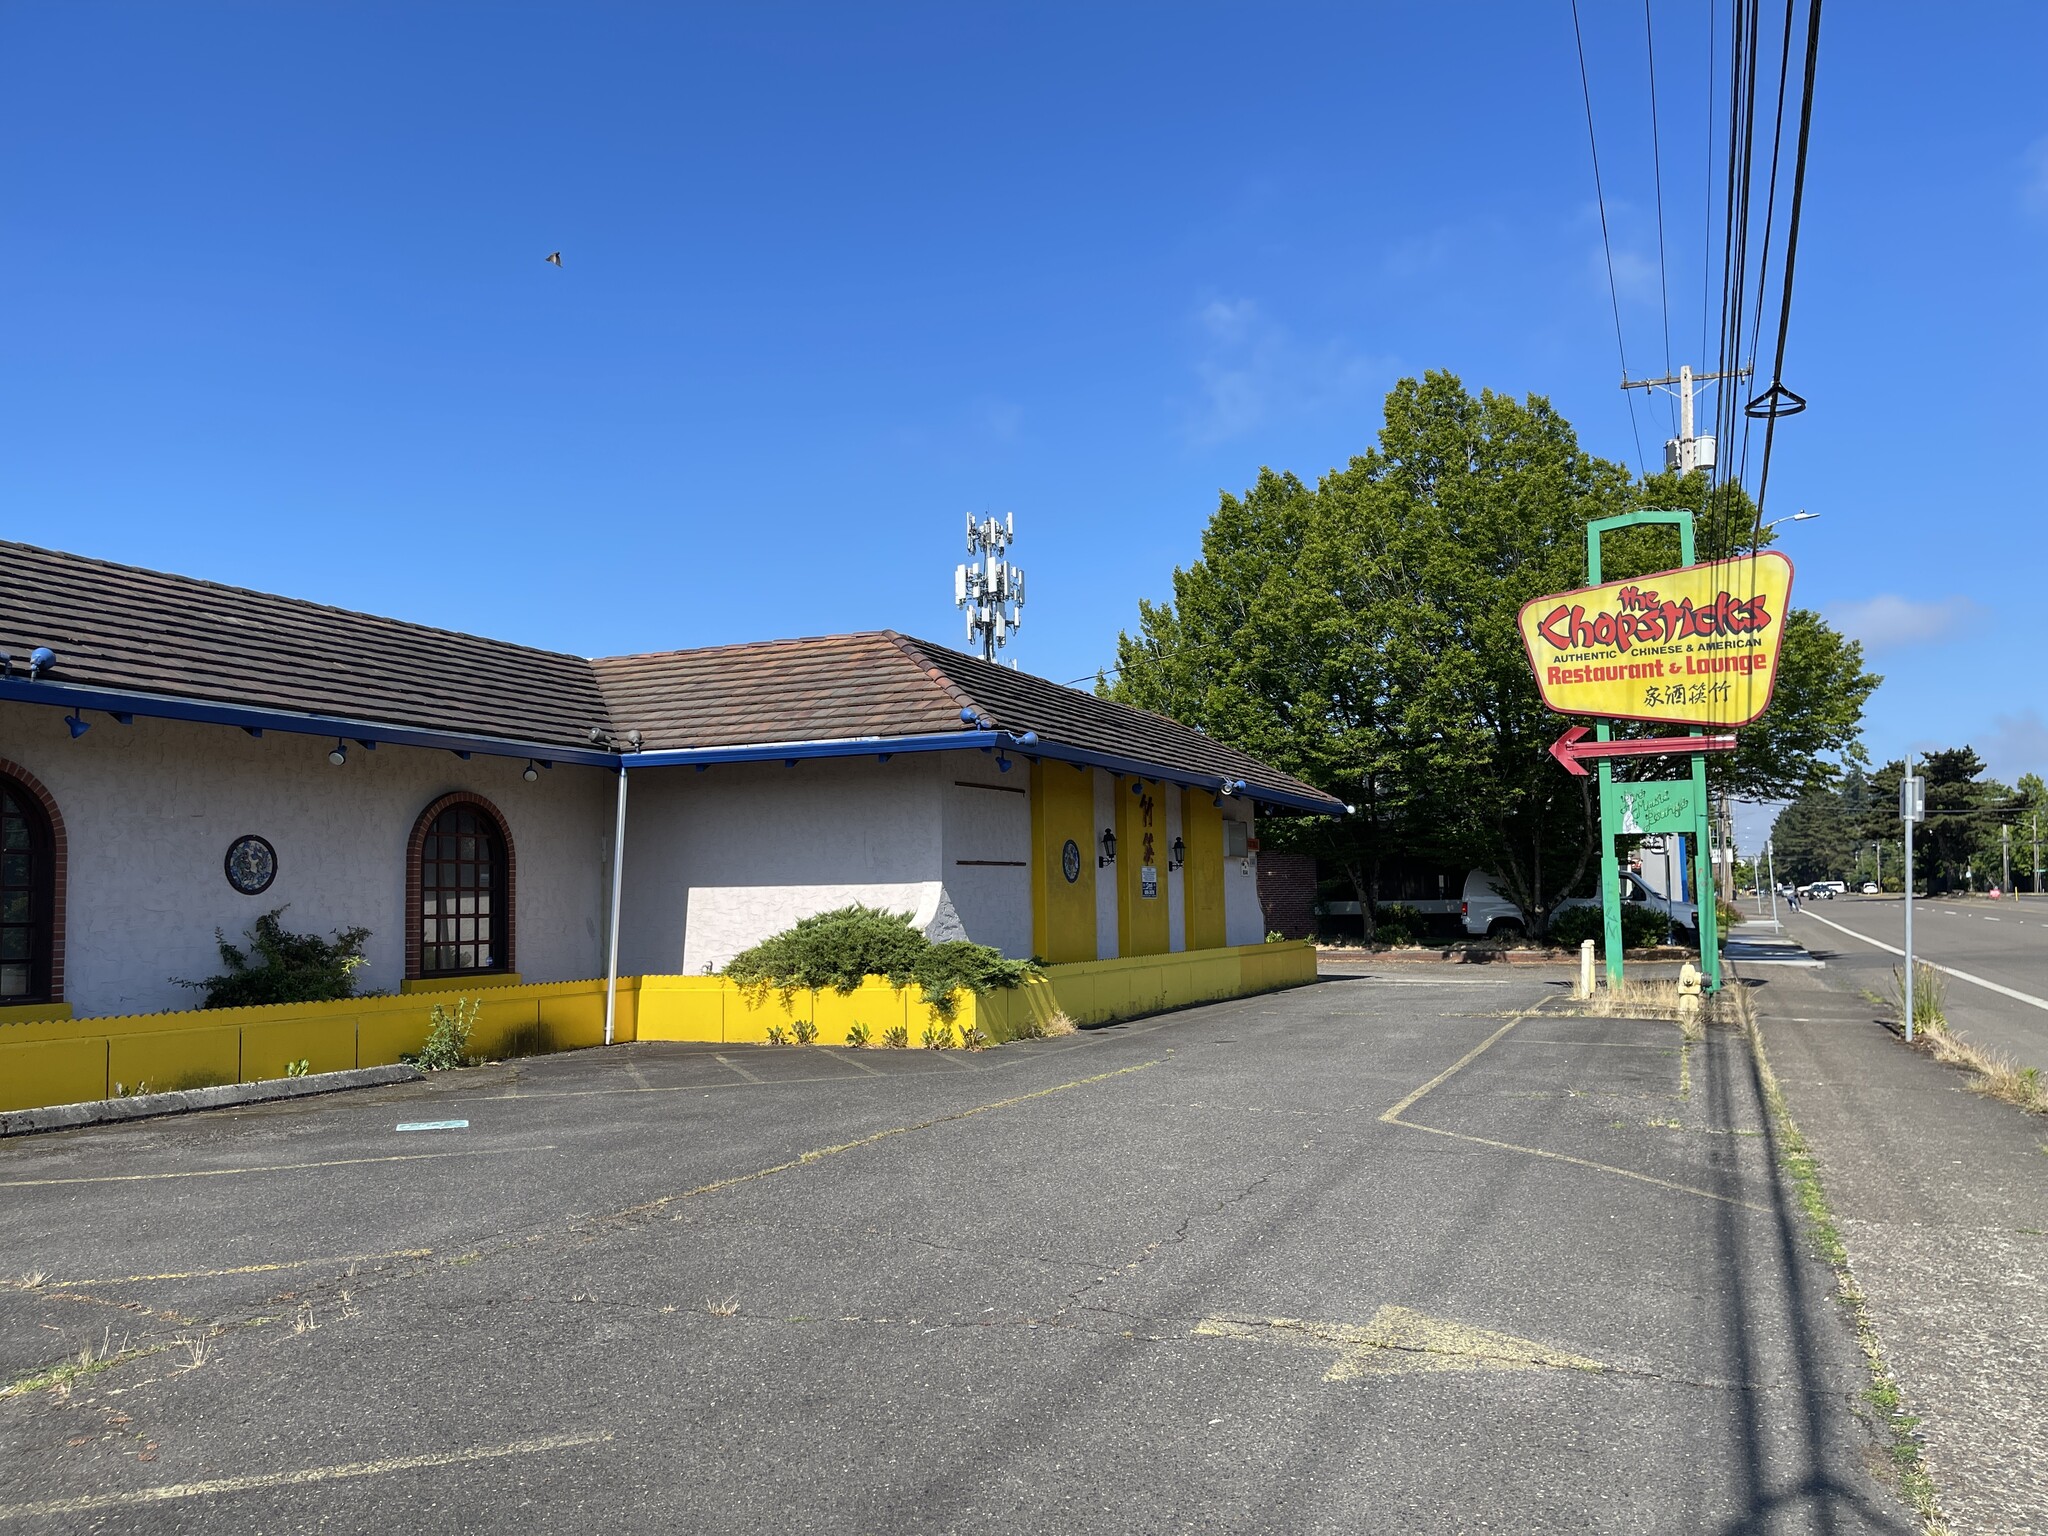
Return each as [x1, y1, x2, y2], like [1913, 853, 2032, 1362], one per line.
[0, 680, 1345, 814]
[0, 677, 619, 768]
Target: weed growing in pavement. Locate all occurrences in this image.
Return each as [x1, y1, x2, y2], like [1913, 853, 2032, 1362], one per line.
[844, 1022, 871, 1048]
[111, 1081, 148, 1099]
[497, 1021, 556, 1059]
[411, 997, 478, 1071]
[284, 1059, 311, 1078]
[765, 1023, 790, 1045]
[1743, 992, 1949, 1532]
[1879, 962, 1948, 1033]
[791, 1017, 819, 1046]
[12, 1273, 47, 1291]
[1006, 1008, 1077, 1039]
[881, 1025, 909, 1049]
[920, 1020, 956, 1049]
[957, 1021, 991, 1050]
[172, 1336, 211, 1373]
[705, 1295, 739, 1317]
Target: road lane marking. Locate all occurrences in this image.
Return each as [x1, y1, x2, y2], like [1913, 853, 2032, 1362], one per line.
[1195, 1307, 1602, 1380]
[0, 1432, 612, 1520]
[1795, 909, 2048, 1015]
[0, 1147, 553, 1189]
[48, 1249, 435, 1289]
[395, 1120, 468, 1131]
[1378, 1016, 1762, 1210]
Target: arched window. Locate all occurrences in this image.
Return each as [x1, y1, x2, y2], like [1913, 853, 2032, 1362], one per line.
[407, 795, 514, 979]
[0, 767, 60, 1005]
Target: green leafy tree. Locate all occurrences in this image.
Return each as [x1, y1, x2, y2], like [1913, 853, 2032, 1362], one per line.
[1768, 785, 1856, 883]
[1110, 371, 1879, 931]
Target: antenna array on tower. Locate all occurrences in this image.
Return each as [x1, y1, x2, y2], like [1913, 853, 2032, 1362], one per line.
[954, 513, 1025, 665]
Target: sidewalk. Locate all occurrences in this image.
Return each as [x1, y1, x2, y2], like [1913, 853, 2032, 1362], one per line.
[1749, 958, 2048, 1533]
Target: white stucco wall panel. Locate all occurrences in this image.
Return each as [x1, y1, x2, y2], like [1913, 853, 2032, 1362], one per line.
[1092, 769, 1119, 959]
[940, 754, 1032, 958]
[0, 701, 614, 1017]
[620, 755, 952, 977]
[1165, 785, 1186, 952]
[1223, 804, 1265, 946]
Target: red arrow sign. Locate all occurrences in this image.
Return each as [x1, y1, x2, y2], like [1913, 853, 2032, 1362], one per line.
[1549, 724, 1739, 777]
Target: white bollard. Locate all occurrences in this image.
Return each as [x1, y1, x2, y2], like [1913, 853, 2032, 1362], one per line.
[1579, 939, 1597, 1000]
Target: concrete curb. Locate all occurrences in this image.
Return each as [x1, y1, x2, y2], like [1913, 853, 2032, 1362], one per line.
[0, 1063, 425, 1138]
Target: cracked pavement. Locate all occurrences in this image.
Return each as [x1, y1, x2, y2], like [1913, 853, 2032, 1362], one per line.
[0, 974, 1916, 1532]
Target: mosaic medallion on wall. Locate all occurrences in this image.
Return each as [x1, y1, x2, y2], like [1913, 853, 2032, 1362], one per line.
[1061, 838, 1081, 884]
[224, 834, 277, 896]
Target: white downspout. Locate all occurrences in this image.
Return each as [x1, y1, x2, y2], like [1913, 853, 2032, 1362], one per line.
[603, 763, 630, 1046]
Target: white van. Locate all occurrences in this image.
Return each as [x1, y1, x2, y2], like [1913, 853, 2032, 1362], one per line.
[1461, 868, 1699, 939]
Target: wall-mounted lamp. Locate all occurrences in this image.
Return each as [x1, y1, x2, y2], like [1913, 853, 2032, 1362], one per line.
[328, 740, 348, 767]
[63, 712, 90, 739]
[522, 761, 539, 782]
[995, 755, 1012, 773]
[1098, 828, 1117, 868]
[1168, 835, 1186, 872]
[30, 647, 57, 680]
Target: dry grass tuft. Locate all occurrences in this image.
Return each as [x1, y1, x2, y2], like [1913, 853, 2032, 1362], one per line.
[172, 1335, 211, 1373]
[11, 1272, 48, 1291]
[705, 1295, 740, 1317]
[1913, 1018, 2047, 1116]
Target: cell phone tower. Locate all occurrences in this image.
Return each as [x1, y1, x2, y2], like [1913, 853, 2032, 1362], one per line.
[954, 512, 1025, 665]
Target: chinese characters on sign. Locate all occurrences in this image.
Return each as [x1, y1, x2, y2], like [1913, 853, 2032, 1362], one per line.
[1138, 792, 1159, 898]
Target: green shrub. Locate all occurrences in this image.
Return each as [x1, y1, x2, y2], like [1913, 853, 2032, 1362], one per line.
[1546, 904, 1668, 953]
[921, 1020, 956, 1049]
[723, 905, 1038, 1022]
[790, 1017, 819, 1045]
[845, 1022, 871, 1048]
[1372, 903, 1425, 947]
[880, 1024, 909, 1049]
[414, 997, 477, 1071]
[177, 907, 370, 1009]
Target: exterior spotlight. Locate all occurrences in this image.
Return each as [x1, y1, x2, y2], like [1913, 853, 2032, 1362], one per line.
[1169, 835, 1186, 871]
[30, 647, 57, 679]
[996, 755, 1012, 773]
[1098, 828, 1117, 868]
[64, 712, 90, 738]
[522, 761, 539, 782]
[327, 740, 347, 767]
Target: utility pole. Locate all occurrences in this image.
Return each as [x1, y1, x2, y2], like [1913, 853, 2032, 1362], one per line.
[2034, 809, 2041, 899]
[2003, 822, 2012, 896]
[1621, 364, 1753, 477]
[954, 513, 1026, 665]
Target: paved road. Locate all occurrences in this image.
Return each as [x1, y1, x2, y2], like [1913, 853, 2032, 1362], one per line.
[1774, 894, 2048, 1069]
[0, 977, 1912, 1533]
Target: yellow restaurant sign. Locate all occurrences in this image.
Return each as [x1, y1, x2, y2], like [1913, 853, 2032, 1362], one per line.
[1517, 551, 1794, 729]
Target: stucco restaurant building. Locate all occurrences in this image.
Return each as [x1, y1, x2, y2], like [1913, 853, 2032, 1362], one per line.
[0, 540, 1341, 1027]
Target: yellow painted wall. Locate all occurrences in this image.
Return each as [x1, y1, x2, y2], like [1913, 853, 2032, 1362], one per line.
[1116, 778, 1170, 957]
[1181, 788, 1227, 952]
[0, 942, 1320, 1115]
[1030, 760, 1098, 963]
[0, 977, 638, 1113]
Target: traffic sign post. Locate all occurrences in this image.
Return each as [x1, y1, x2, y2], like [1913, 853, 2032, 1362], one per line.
[1901, 769, 1924, 1041]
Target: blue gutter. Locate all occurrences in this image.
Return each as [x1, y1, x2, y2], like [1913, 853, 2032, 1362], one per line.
[0, 677, 619, 769]
[629, 729, 1345, 816]
[0, 679, 1344, 814]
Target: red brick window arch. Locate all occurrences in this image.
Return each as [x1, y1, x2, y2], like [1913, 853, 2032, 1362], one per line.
[406, 792, 516, 980]
[0, 759, 65, 1005]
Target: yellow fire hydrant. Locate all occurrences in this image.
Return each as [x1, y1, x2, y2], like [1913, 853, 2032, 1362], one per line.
[1676, 961, 1703, 1029]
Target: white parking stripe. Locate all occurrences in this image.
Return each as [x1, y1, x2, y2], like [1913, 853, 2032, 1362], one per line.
[1796, 909, 2048, 1015]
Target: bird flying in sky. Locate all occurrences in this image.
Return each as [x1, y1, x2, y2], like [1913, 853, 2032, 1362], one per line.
[544, 251, 562, 267]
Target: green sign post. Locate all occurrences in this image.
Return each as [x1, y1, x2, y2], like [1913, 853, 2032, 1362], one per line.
[1582, 509, 1722, 994]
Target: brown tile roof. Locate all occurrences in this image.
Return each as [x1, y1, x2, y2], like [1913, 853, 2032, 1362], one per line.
[0, 540, 615, 750]
[0, 542, 1340, 810]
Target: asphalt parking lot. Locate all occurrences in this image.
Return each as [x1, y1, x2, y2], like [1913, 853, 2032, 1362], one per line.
[0, 973, 1914, 1534]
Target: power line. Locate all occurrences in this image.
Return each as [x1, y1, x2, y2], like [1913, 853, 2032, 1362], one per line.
[1570, 0, 1648, 476]
[1643, 0, 1676, 438]
[1749, 0, 1824, 542]
[1735, 0, 1799, 495]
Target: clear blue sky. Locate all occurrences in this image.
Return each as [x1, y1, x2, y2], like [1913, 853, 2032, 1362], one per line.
[4, 3, 2042, 826]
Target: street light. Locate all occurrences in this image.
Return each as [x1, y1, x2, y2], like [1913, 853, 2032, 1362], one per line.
[1761, 510, 1820, 532]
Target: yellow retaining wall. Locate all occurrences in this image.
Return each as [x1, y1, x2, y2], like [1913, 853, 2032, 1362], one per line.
[0, 941, 1317, 1113]
[0, 978, 639, 1113]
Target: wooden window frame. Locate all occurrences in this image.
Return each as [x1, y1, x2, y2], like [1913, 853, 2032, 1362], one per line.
[0, 759, 65, 1006]
[405, 792, 516, 981]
